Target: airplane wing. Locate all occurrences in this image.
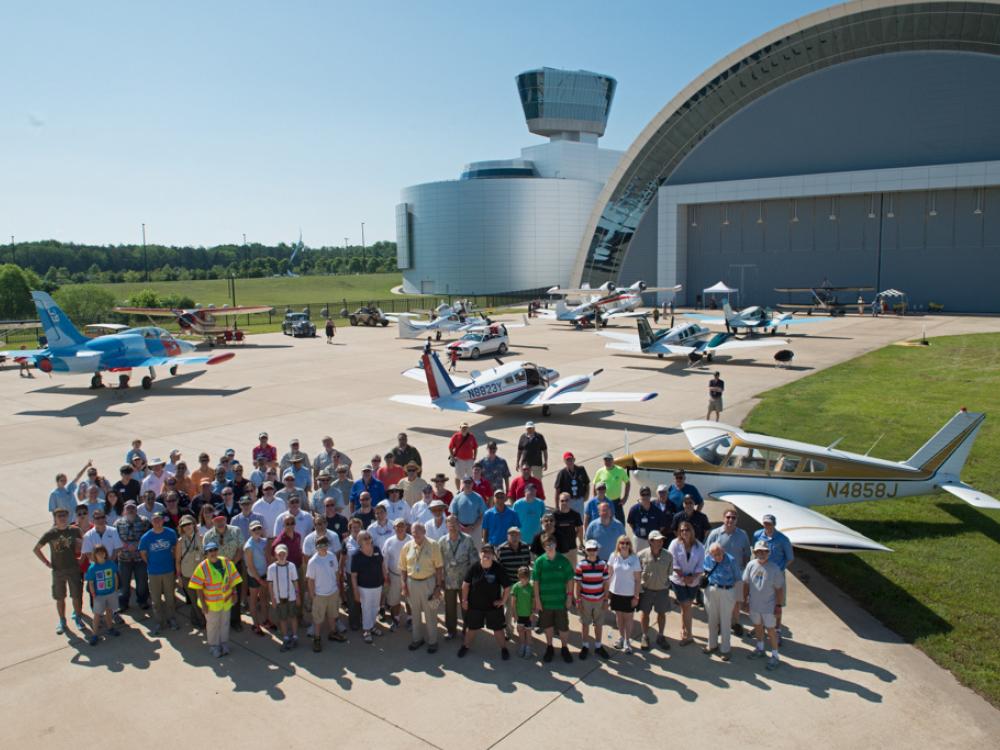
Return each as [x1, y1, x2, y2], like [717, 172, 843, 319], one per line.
[714, 492, 891, 552]
[113, 307, 179, 318]
[603, 311, 647, 321]
[401, 367, 472, 387]
[710, 337, 791, 353]
[525, 390, 658, 406]
[0, 348, 47, 360]
[390, 394, 485, 412]
[199, 306, 274, 317]
[596, 331, 639, 344]
[684, 314, 727, 325]
[129, 352, 236, 368]
[939, 483, 1000, 509]
[86, 323, 129, 332]
[778, 316, 833, 326]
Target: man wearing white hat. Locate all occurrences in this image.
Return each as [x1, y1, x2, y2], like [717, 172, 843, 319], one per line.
[140, 458, 172, 497]
[742, 540, 784, 670]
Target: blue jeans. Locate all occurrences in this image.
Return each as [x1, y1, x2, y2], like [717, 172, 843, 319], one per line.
[118, 558, 150, 610]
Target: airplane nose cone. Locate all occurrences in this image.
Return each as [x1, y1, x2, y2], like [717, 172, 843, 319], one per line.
[614, 454, 637, 470]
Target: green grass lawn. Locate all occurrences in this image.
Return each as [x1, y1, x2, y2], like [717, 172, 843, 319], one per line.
[92, 273, 418, 308]
[743, 333, 1000, 705]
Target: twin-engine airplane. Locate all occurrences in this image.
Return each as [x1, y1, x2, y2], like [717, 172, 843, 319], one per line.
[114, 303, 274, 344]
[542, 281, 682, 326]
[687, 302, 829, 336]
[599, 316, 790, 365]
[615, 409, 999, 552]
[3, 292, 234, 390]
[391, 350, 657, 416]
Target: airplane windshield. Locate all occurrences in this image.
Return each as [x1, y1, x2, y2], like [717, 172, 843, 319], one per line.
[693, 435, 732, 465]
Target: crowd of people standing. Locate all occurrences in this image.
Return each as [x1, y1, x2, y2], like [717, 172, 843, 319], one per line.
[37, 426, 794, 669]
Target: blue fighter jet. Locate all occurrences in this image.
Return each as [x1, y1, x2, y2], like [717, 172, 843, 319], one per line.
[3, 292, 235, 390]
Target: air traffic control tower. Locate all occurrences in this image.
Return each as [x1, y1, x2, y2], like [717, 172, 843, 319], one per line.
[396, 68, 623, 295]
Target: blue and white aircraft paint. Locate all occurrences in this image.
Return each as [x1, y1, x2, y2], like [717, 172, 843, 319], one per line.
[391, 350, 657, 416]
[687, 302, 830, 336]
[3, 292, 234, 390]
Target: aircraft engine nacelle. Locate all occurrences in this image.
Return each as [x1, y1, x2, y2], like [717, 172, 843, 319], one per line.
[177, 312, 199, 330]
[37, 357, 53, 373]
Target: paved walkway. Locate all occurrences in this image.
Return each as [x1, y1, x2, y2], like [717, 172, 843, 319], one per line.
[2, 311, 998, 747]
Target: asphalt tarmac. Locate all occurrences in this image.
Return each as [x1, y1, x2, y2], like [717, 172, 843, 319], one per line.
[2, 310, 998, 748]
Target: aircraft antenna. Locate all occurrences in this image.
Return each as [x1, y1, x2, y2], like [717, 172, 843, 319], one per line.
[864, 433, 886, 456]
[826, 436, 845, 450]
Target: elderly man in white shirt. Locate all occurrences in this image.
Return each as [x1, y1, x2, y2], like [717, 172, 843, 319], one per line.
[140, 458, 173, 497]
[379, 486, 412, 530]
[381, 519, 412, 632]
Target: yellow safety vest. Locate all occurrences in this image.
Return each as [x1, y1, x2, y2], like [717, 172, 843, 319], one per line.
[188, 556, 241, 611]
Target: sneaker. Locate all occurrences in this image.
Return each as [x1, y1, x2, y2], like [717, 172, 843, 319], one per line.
[306, 625, 315, 638]
[110, 628, 121, 637]
[656, 634, 670, 650]
[534, 625, 545, 635]
[210, 645, 221, 658]
[290, 635, 299, 649]
[595, 645, 611, 660]
[732, 622, 745, 636]
[88, 634, 99, 646]
[328, 632, 347, 643]
[561, 645, 572, 663]
[427, 644, 438, 654]
[168, 618, 179, 631]
[56, 619, 66, 635]
[579, 646, 589, 660]
[280, 638, 291, 652]
[702, 645, 718, 655]
[72, 613, 85, 630]
[612, 637, 624, 650]
[501, 648, 510, 661]
[457, 645, 469, 658]
[623, 643, 634, 655]
[313, 638, 322, 653]
[766, 656, 780, 671]
[640, 634, 652, 650]
[221, 644, 230, 656]
[678, 637, 694, 646]
[720, 651, 731, 662]
[408, 640, 425, 651]
[543, 645, 554, 663]
[363, 631, 373, 644]
[748, 648, 766, 660]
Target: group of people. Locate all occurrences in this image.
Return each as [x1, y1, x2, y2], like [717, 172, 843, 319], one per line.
[36, 426, 794, 669]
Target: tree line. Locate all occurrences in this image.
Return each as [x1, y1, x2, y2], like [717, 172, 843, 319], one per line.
[5, 239, 398, 285]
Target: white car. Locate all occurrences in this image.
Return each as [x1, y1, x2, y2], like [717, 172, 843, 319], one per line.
[446, 325, 510, 359]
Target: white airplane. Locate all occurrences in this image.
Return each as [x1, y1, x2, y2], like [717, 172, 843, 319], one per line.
[615, 409, 1000, 552]
[387, 301, 490, 339]
[391, 350, 657, 416]
[541, 281, 682, 327]
[687, 301, 829, 335]
[599, 316, 790, 364]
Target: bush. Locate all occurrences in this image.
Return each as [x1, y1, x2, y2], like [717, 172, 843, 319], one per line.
[53, 285, 117, 325]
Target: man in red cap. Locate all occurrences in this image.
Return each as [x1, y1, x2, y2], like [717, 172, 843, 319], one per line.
[553, 451, 590, 519]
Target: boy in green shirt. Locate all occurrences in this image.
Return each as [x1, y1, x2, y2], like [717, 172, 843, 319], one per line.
[532, 536, 574, 663]
[511, 566, 534, 659]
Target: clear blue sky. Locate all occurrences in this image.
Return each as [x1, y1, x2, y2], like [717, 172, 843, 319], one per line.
[1, 0, 832, 248]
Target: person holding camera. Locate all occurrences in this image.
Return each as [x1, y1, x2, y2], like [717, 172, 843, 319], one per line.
[447, 423, 478, 491]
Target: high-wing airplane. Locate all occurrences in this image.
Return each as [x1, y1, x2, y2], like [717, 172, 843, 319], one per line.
[599, 316, 791, 365]
[687, 302, 830, 336]
[542, 281, 682, 327]
[391, 350, 657, 416]
[614, 409, 1000, 552]
[2, 292, 234, 390]
[774, 284, 875, 316]
[113, 303, 274, 344]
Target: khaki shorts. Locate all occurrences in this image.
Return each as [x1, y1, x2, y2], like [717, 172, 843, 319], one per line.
[578, 598, 605, 627]
[708, 397, 723, 412]
[312, 592, 341, 623]
[386, 572, 402, 607]
[275, 599, 297, 621]
[52, 568, 83, 600]
[453, 459, 475, 481]
[538, 608, 569, 632]
[93, 593, 116, 616]
[639, 588, 671, 615]
[750, 611, 777, 629]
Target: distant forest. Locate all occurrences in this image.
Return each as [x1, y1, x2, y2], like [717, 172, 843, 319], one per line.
[5, 239, 398, 285]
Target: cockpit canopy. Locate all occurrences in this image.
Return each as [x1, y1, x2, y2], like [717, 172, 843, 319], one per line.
[692, 433, 826, 474]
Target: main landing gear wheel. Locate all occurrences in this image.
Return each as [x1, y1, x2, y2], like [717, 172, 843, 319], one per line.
[141, 376, 153, 390]
[169, 365, 178, 376]
[471, 348, 480, 359]
[541, 405, 551, 417]
[498, 342, 508, 355]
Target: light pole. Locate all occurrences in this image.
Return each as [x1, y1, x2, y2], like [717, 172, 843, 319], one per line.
[242, 232, 248, 274]
[141, 223, 148, 282]
[361, 221, 366, 270]
[9, 235, 13, 265]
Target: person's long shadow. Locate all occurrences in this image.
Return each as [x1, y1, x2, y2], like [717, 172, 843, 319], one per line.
[589, 651, 700, 703]
[67, 622, 162, 673]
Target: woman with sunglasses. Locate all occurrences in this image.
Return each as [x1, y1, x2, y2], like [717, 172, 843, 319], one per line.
[607, 535, 642, 653]
[196, 504, 215, 539]
[668, 521, 705, 646]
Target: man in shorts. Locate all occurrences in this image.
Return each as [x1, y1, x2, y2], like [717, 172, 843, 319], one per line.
[533, 536, 574, 664]
[34, 508, 85, 635]
[636, 530, 672, 651]
[573, 539, 610, 660]
[457, 544, 512, 660]
[707, 371, 725, 420]
[742, 540, 785, 670]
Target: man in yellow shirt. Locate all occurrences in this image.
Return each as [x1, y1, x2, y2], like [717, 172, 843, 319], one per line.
[400, 522, 444, 653]
[187, 541, 242, 658]
[592, 453, 630, 523]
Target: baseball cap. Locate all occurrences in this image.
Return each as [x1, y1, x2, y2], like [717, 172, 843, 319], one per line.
[388, 484, 402, 493]
[225, 448, 235, 457]
[258, 432, 268, 439]
[584, 539, 600, 550]
[392, 518, 406, 528]
[602, 452, 614, 460]
[275, 544, 289, 554]
[429, 500, 447, 510]
[203, 541, 219, 552]
[595, 481, 607, 490]
[648, 530, 665, 541]
[656, 484, 668, 493]
[124, 500, 137, 508]
[249, 520, 263, 530]
[238, 496, 252, 505]
[212, 514, 227, 522]
[152, 511, 165, 519]
[262, 481, 275, 490]
[405, 461, 419, 470]
[525, 421, 535, 428]
[362, 464, 373, 472]
[289, 438, 299, 445]
[762, 514, 776, 524]
[563, 451, 574, 460]
[754, 540, 770, 552]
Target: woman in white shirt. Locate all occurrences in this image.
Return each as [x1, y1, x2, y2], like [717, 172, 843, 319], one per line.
[668, 521, 705, 646]
[196, 504, 215, 539]
[607, 536, 642, 654]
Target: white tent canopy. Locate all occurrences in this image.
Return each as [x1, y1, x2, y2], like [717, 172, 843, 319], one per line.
[703, 281, 739, 294]
[879, 289, 906, 298]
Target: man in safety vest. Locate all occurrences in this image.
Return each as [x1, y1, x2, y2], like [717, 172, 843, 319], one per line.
[188, 540, 242, 657]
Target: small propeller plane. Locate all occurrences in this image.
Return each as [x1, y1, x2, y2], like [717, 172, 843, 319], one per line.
[391, 350, 657, 416]
[541, 281, 682, 327]
[614, 409, 1000, 552]
[387, 301, 491, 339]
[774, 283, 875, 316]
[599, 316, 791, 365]
[114, 303, 274, 344]
[3, 292, 235, 390]
[687, 302, 830, 336]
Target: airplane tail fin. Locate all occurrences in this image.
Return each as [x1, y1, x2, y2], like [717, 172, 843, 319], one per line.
[421, 351, 459, 399]
[904, 409, 985, 477]
[30, 291, 87, 348]
[636, 317, 655, 349]
[555, 300, 568, 317]
[397, 317, 421, 339]
[723, 302, 735, 321]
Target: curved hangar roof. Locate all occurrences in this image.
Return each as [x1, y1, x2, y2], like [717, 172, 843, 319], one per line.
[571, 0, 1000, 286]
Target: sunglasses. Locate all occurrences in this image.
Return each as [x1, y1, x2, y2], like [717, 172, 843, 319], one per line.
[284, 521, 296, 526]
[76, 510, 88, 515]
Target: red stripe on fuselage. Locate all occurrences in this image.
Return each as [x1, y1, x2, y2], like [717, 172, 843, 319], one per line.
[422, 354, 440, 399]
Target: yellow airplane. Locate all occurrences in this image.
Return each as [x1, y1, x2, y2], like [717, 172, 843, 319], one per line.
[615, 409, 999, 552]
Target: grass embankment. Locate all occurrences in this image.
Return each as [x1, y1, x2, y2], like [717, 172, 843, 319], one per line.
[743, 333, 1000, 704]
